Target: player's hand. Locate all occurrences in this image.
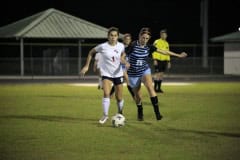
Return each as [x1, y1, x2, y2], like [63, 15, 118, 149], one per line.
[80, 66, 89, 77]
[125, 62, 130, 70]
[179, 52, 187, 58]
[167, 62, 171, 69]
[153, 60, 158, 66]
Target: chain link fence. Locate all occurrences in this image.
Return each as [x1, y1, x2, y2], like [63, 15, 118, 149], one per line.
[0, 42, 227, 76]
[0, 57, 226, 76]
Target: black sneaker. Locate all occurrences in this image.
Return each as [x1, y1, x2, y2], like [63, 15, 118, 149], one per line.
[118, 110, 123, 115]
[155, 89, 164, 93]
[156, 113, 163, 120]
[138, 115, 144, 121]
[137, 108, 144, 121]
[159, 89, 164, 93]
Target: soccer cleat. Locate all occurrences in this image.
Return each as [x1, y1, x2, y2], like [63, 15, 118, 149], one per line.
[159, 89, 164, 93]
[155, 88, 164, 93]
[137, 108, 144, 121]
[118, 110, 123, 115]
[99, 115, 108, 124]
[156, 113, 163, 121]
[138, 114, 144, 121]
[138, 116, 144, 121]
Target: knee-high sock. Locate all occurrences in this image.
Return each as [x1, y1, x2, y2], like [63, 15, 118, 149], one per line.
[102, 98, 110, 116]
[158, 80, 162, 90]
[154, 80, 158, 90]
[137, 102, 142, 109]
[117, 99, 124, 113]
[137, 102, 143, 117]
[150, 96, 160, 114]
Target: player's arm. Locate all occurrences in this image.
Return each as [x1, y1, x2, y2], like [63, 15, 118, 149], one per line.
[80, 48, 96, 76]
[93, 59, 98, 72]
[152, 42, 160, 65]
[156, 48, 187, 58]
[121, 52, 130, 69]
[93, 53, 99, 73]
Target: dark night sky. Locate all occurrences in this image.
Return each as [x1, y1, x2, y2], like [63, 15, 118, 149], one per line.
[0, 0, 239, 43]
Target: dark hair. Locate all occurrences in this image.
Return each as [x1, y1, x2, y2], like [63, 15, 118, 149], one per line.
[108, 27, 120, 36]
[139, 27, 151, 36]
[123, 33, 132, 39]
[160, 29, 167, 33]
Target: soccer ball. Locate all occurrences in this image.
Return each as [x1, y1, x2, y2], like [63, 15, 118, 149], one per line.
[111, 113, 126, 127]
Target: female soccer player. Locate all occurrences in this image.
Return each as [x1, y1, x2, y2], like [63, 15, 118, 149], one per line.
[126, 27, 187, 121]
[80, 27, 129, 124]
[110, 33, 135, 99]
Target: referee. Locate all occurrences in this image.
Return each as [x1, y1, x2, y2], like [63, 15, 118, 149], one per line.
[152, 29, 170, 93]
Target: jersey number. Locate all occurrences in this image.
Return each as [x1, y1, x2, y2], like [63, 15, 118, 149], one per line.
[136, 60, 143, 66]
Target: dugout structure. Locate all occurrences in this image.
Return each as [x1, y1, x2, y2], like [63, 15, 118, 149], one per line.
[0, 8, 123, 76]
[211, 31, 240, 75]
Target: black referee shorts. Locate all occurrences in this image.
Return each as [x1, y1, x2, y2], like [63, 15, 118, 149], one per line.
[154, 60, 169, 73]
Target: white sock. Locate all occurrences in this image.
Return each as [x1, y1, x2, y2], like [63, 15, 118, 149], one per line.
[117, 99, 124, 113]
[102, 98, 110, 116]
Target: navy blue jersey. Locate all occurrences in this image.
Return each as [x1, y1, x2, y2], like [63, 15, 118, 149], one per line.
[126, 41, 157, 77]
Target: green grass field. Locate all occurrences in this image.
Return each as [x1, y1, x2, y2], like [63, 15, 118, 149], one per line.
[0, 82, 240, 160]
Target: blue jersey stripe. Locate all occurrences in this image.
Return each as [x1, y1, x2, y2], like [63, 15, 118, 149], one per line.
[127, 41, 153, 77]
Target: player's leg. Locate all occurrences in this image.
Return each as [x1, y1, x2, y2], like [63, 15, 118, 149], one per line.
[114, 77, 124, 114]
[154, 72, 160, 92]
[99, 77, 113, 124]
[157, 72, 164, 93]
[156, 61, 168, 93]
[134, 86, 143, 121]
[129, 76, 143, 121]
[153, 60, 160, 92]
[124, 71, 135, 99]
[142, 70, 163, 120]
[110, 85, 115, 98]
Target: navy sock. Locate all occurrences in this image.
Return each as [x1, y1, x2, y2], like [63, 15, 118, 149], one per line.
[150, 96, 160, 114]
[150, 96, 162, 120]
[157, 80, 162, 90]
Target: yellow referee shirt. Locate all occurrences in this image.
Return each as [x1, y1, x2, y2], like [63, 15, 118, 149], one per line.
[152, 39, 170, 61]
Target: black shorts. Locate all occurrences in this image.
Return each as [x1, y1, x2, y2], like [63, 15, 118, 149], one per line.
[154, 60, 169, 73]
[102, 76, 124, 85]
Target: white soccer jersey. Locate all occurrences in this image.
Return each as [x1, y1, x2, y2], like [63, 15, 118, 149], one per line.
[95, 52, 102, 69]
[94, 42, 125, 78]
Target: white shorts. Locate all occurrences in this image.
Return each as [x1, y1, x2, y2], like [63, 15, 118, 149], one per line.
[128, 68, 151, 88]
